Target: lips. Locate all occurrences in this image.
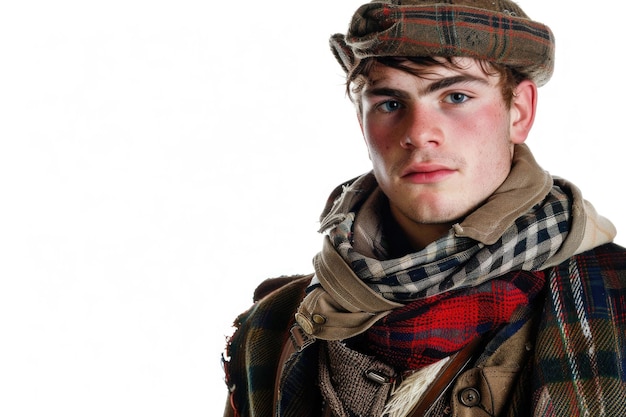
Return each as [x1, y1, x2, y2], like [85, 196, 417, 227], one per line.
[401, 163, 455, 184]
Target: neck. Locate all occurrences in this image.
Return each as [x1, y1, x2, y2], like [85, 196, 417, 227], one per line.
[389, 206, 452, 252]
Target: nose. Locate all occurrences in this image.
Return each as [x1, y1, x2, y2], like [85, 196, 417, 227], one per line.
[400, 106, 443, 149]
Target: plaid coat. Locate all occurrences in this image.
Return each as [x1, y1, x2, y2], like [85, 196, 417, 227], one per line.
[223, 243, 626, 417]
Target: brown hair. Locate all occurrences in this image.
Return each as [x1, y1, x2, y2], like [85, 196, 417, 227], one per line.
[346, 57, 526, 114]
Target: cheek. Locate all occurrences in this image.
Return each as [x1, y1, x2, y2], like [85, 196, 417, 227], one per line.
[463, 108, 514, 189]
[363, 123, 394, 157]
[460, 104, 508, 135]
[472, 143, 514, 192]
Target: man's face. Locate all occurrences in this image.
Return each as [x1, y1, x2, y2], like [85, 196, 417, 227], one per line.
[359, 58, 528, 234]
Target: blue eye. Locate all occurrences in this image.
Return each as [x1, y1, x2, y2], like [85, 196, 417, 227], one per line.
[446, 93, 469, 104]
[379, 100, 402, 113]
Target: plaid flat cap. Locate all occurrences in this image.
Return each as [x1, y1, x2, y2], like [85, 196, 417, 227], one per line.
[330, 0, 555, 86]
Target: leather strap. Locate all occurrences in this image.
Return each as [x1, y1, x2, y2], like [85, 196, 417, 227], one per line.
[272, 324, 317, 414]
[406, 337, 483, 417]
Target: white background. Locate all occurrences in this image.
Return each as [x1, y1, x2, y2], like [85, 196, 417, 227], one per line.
[0, 1, 623, 416]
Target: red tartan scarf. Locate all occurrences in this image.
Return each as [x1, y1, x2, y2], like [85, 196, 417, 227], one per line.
[361, 269, 546, 371]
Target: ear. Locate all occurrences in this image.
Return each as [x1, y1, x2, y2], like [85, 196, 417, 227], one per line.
[509, 79, 538, 144]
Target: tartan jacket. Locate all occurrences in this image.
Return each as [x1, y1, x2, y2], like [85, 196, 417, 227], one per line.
[223, 243, 626, 417]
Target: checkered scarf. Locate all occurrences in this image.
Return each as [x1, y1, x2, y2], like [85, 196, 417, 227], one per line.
[327, 185, 571, 303]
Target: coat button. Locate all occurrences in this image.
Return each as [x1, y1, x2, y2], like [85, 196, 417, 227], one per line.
[459, 387, 481, 407]
[312, 314, 327, 324]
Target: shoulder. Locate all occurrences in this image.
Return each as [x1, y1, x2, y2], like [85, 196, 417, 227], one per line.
[253, 274, 315, 302]
[541, 242, 626, 328]
[224, 274, 314, 416]
[555, 242, 626, 290]
[576, 241, 626, 262]
[230, 273, 314, 344]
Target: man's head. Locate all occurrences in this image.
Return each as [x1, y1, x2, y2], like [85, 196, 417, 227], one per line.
[331, 0, 554, 248]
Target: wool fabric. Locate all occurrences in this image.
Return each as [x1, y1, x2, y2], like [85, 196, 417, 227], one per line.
[330, 0, 555, 86]
[364, 269, 545, 371]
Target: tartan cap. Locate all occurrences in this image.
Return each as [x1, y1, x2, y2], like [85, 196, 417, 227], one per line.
[330, 0, 555, 86]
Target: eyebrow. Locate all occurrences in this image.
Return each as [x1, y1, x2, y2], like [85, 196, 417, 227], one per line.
[363, 87, 411, 100]
[364, 74, 490, 99]
[423, 75, 489, 94]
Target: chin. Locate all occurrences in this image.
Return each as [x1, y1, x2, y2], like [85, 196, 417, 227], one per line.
[415, 215, 462, 226]
[405, 209, 461, 226]
[406, 201, 469, 224]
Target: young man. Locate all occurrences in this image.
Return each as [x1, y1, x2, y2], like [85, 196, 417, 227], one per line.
[223, 1, 626, 416]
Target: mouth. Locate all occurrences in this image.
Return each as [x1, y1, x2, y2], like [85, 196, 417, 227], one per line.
[401, 163, 456, 184]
